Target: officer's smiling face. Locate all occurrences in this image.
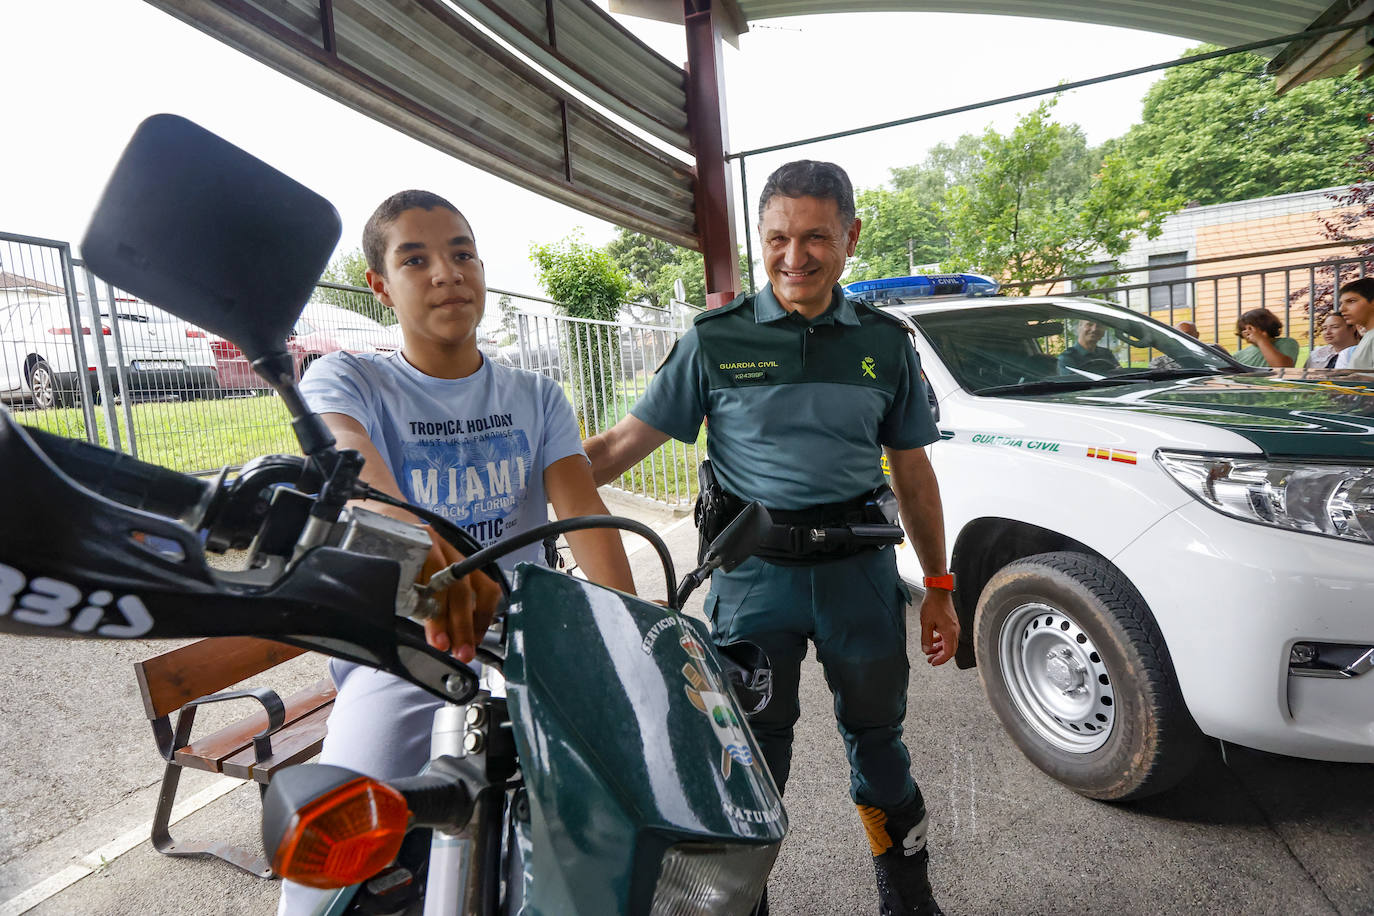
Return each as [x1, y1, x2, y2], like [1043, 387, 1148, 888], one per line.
[759, 195, 860, 319]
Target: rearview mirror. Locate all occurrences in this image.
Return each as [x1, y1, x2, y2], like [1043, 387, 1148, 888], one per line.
[81, 114, 341, 364]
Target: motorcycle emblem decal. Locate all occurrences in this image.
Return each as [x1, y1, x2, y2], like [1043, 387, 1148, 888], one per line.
[0, 562, 153, 637]
[682, 660, 756, 778]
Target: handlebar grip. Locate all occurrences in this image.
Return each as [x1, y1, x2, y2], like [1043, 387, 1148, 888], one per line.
[26, 425, 213, 523]
[388, 766, 474, 831]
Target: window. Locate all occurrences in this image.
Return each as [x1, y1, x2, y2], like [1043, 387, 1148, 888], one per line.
[1073, 261, 1121, 302]
[1148, 253, 1189, 311]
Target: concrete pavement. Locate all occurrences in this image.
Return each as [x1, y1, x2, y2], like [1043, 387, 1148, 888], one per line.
[1, 488, 1371, 915]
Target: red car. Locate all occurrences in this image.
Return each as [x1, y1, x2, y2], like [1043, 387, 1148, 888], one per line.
[210, 303, 398, 393]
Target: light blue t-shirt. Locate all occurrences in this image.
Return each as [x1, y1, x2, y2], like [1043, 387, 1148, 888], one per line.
[300, 350, 584, 569]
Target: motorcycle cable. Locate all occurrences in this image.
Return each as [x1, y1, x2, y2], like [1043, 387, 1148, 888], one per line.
[432, 516, 679, 610]
[351, 484, 513, 598]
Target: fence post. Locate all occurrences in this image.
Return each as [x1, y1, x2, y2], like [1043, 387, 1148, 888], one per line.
[57, 247, 100, 440]
[79, 266, 123, 452]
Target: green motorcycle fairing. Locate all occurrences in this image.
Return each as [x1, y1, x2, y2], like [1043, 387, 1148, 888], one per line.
[503, 565, 786, 915]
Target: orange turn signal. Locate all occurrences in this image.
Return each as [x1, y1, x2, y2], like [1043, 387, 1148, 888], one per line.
[270, 776, 410, 888]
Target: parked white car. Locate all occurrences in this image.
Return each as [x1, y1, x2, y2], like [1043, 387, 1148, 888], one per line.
[99, 299, 221, 400]
[0, 296, 101, 408]
[0, 295, 220, 408]
[849, 274, 1374, 800]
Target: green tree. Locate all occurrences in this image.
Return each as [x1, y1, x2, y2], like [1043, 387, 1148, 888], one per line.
[847, 186, 944, 282]
[314, 248, 394, 323]
[941, 100, 1179, 286]
[605, 228, 751, 314]
[1112, 45, 1374, 205]
[530, 233, 629, 431]
[890, 134, 985, 200]
[496, 294, 517, 346]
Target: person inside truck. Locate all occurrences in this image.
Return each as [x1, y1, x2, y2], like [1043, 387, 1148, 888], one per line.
[1057, 319, 1120, 375]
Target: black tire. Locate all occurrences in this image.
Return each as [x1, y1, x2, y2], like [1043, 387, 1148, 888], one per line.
[26, 359, 57, 410]
[974, 551, 1202, 801]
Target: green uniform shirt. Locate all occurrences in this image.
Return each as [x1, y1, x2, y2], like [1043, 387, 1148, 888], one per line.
[630, 284, 938, 510]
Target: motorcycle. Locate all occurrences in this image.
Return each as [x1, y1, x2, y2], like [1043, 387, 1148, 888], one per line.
[0, 115, 785, 915]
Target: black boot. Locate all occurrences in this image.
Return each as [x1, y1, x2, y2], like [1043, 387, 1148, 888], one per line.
[858, 797, 945, 916]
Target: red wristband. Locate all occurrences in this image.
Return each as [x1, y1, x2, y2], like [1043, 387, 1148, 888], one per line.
[922, 574, 955, 592]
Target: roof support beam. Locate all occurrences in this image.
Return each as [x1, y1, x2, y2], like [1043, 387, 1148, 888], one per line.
[685, 0, 741, 307]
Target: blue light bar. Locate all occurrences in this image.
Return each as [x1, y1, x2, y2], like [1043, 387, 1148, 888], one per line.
[843, 273, 1000, 302]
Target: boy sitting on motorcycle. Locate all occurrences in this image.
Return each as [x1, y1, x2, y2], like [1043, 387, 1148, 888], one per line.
[279, 190, 635, 915]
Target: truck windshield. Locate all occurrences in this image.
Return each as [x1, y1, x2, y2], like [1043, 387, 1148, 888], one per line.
[911, 303, 1242, 395]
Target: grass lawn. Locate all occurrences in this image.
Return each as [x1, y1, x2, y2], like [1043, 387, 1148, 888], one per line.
[13, 394, 297, 476]
[11, 377, 705, 507]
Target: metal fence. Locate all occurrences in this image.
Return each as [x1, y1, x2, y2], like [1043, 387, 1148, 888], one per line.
[507, 310, 701, 507]
[2, 230, 701, 506]
[1007, 246, 1370, 357]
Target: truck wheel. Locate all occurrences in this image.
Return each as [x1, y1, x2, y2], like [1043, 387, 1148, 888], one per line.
[974, 551, 1201, 801]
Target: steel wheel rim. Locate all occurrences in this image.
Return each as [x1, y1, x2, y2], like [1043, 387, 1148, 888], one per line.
[998, 601, 1115, 753]
[29, 364, 54, 409]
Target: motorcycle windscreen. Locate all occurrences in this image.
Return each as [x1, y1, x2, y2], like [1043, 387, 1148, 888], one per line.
[503, 565, 785, 915]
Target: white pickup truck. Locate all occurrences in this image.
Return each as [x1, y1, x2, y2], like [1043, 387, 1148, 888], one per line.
[848, 274, 1374, 800]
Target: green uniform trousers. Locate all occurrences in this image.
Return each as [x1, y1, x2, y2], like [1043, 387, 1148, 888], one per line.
[705, 546, 918, 810]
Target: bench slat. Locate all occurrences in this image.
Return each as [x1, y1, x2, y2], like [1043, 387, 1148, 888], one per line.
[135, 637, 307, 720]
[173, 679, 336, 774]
[222, 704, 333, 784]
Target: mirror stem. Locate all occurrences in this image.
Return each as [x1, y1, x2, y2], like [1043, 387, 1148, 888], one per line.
[252, 352, 337, 458]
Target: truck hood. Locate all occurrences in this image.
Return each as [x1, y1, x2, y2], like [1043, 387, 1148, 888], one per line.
[1014, 372, 1374, 460]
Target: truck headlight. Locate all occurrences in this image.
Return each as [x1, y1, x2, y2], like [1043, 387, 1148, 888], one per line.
[1156, 451, 1374, 544]
[650, 842, 780, 915]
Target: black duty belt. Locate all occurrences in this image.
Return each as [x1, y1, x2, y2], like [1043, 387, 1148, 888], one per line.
[718, 486, 905, 566]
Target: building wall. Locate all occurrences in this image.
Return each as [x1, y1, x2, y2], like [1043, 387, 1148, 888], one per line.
[1116, 185, 1358, 349]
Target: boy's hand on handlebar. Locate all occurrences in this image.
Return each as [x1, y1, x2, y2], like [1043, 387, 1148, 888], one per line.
[420, 530, 502, 663]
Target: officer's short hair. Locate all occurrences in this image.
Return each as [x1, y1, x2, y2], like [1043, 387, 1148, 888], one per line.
[757, 161, 856, 225]
[363, 190, 467, 276]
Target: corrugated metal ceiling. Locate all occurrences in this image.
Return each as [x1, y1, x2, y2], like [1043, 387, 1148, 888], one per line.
[731, 1, 1331, 49]
[143, 0, 698, 247]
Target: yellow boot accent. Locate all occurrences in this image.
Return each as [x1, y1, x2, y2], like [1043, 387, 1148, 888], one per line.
[856, 804, 891, 856]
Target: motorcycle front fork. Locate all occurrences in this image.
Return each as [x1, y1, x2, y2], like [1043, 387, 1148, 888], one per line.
[424, 669, 525, 916]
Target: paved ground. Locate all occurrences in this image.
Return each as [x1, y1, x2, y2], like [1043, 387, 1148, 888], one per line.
[1, 487, 1371, 915]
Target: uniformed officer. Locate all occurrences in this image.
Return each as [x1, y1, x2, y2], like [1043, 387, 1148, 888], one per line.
[584, 160, 958, 916]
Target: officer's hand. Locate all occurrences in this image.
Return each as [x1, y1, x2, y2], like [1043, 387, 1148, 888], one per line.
[419, 530, 503, 663]
[920, 589, 959, 666]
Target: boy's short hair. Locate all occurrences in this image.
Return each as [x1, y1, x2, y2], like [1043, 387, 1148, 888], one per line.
[1236, 308, 1283, 338]
[362, 190, 466, 274]
[1338, 276, 1374, 302]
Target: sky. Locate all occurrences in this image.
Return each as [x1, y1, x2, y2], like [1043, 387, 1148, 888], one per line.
[1, 1, 1194, 300]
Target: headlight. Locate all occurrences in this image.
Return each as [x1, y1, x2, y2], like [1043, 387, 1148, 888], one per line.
[649, 842, 780, 916]
[1156, 451, 1374, 543]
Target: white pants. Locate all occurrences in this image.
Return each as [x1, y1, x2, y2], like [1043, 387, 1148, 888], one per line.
[276, 659, 447, 915]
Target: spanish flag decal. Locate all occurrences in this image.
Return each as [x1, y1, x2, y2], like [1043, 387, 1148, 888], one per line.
[1087, 447, 1137, 465]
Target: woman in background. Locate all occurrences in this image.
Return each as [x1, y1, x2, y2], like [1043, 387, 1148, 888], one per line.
[1305, 311, 1362, 369]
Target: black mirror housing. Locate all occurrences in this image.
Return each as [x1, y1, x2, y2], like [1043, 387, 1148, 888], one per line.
[81, 114, 341, 364]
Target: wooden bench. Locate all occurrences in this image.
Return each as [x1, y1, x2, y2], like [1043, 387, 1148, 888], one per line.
[134, 637, 336, 878]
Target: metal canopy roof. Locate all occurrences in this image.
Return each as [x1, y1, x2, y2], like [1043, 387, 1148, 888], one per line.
[142, 0, 1369, 262]
[145, 0, 699, 247]
[615, 0, 1374, 91]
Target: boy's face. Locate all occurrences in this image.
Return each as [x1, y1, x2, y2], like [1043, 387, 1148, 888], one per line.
[366, 206, 486, 351]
